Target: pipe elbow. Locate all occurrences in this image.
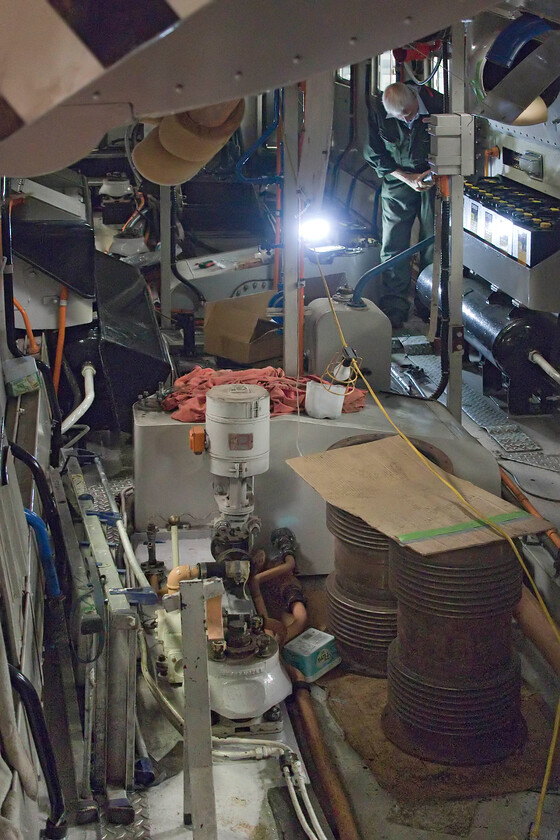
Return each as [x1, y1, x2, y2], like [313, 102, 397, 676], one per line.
[166, 564, 200, 594]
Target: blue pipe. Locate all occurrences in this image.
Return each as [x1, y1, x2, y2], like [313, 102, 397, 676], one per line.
[268, 290, 284, 308]
[351, 235, 435, 306]
[235, 90, 282, 184]
[25, 509, 61, 599]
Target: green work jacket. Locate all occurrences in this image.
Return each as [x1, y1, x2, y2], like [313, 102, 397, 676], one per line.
[364, 86, 445, 180]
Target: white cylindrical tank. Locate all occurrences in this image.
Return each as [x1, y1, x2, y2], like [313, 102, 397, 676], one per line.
[205, 384, 270, 477]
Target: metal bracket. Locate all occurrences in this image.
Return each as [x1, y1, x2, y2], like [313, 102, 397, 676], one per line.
[108, 588, 158, 605]
[451, 326, 465, 353]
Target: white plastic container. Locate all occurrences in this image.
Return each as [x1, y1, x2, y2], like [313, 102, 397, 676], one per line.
[305, 361, 351, 420]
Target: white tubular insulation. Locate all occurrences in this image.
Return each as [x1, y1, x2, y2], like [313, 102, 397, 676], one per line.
[61, 363, 96, 434]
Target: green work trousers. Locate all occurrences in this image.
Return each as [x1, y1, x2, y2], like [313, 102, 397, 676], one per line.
[379, 179, 434, 325]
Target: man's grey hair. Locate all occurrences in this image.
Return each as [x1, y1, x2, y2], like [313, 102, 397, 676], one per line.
[382, 82, 416, 116]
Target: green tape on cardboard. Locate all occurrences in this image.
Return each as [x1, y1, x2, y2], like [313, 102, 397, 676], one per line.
[397, 510, 530, 544]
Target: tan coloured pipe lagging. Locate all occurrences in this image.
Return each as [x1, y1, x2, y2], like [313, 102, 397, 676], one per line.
[166, 563, 201, 594]
[285, 663, 362, 840]
[283, 600, 308, 644]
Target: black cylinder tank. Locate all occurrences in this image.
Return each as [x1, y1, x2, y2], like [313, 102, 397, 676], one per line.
[416, 265, 558, 382]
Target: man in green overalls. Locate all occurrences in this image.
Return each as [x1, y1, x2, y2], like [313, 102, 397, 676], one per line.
[364, 82, 444, 329]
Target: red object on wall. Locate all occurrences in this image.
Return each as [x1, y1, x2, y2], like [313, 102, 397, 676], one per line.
[393, 40, 441, 64]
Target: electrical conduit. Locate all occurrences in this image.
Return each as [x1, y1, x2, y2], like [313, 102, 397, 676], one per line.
[53, 287, 68, 394]
[13, 298, 39, 355]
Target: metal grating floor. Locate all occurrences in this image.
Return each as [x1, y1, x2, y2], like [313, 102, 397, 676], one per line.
[100, 793, 150, 840]
[401, 355, 544, 454]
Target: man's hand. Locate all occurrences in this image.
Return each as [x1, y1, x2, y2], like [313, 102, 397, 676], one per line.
[391, 169, 435, 192]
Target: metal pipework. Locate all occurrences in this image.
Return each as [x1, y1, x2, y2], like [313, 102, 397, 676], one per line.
[383, 540, 526, 765]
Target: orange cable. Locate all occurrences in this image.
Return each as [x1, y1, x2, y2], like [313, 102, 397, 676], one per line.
[13, 298, 39, 354]
[121, 191, 145, 231]
[500, 467, 560, 553]
[52, 286, 68, 393]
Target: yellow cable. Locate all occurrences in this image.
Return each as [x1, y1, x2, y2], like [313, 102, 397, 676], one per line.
[313, 253, 560, 837]
[532, 697, 560, 839]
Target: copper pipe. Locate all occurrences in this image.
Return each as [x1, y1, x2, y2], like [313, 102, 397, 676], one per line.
[484, 146, 500, 177]
[253, 553, 295, 584]
[283, 600, 308, 643]
[248, 574, 287, 645]
[250, 553, 298, 645]
[265, 617, 287, 647]
[500, 467, 560, 553]
[249, 559, 290, 646]
[514, 586, 560, 676]
[285, 663, 362, 840]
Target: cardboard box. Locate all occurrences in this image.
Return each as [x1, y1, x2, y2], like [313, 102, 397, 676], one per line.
[204, 292, 283, 364]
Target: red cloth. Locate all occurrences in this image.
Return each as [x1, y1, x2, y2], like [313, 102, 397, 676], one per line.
[162, 366, 366, 422]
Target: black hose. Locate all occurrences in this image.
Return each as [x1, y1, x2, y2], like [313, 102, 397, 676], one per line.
[61, 355, 82, 412]
[425, 35, 450, 401]
[8, 665, 67, 838]
[9, 442, 67, 568]
[442, 39, 450, 113]
[1, 198, 22, 360]
[331, 65, 357, 194]
[345, 163, 369, 213]
[428, 197, 450, 400]
[169, 189, 205, 307]
[371, 184, 382, 242]
[35, 360, 63, 467]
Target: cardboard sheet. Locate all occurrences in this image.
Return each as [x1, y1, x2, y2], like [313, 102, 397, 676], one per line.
[286, 434, 550, 556]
